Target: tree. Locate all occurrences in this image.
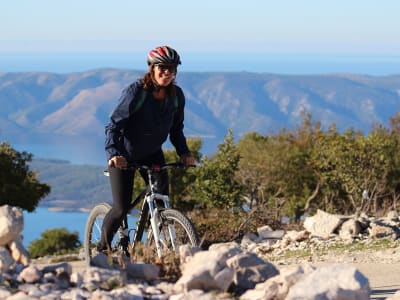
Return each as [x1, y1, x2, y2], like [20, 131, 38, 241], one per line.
[0, 142, 50, 212]
[237, 114, 320, 221]
[165, 138, 203, 211]
[388, 114, 400, 209]
[309, 123, 398, 215]
[28, 228, 81, 258]
[355, 125, 396, 213]
[236, 132, 271, 208]
[191, 129, 243, 209]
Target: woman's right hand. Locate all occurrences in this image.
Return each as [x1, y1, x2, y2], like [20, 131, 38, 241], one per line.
[108, 156, 127, 169]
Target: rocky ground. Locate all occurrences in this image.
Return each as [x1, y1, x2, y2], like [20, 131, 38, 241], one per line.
[29, 236, 400, 299]
[3, 205, 400, 299]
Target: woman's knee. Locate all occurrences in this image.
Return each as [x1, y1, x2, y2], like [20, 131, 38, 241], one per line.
[108, 205, 129, 221]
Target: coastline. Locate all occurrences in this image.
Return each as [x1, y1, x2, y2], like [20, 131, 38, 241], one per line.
[46, 206, 91, 213]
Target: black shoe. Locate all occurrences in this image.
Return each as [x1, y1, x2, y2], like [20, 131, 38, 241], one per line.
[119, 236, 129, 247]
[123, 249, 130, 257]
[96, 242, 109, 254]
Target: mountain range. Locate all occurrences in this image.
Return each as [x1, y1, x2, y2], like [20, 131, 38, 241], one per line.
[1, 69, 399, 165]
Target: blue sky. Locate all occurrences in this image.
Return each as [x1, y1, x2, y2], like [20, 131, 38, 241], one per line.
[1, 0, 400, 74]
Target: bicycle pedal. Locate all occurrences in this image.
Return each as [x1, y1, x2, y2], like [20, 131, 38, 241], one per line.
[118, 239, 129, 247]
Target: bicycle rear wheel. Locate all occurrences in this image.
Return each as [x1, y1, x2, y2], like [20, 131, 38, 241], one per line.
[83, 203, 111, 266]
[84, 203, 134, 267]
[145, 208, 199, 257]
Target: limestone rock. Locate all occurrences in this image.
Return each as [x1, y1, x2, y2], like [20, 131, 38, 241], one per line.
[0, 205, 24, 246]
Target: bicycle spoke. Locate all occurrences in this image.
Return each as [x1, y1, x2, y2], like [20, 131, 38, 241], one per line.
[144, 209, 199, 258]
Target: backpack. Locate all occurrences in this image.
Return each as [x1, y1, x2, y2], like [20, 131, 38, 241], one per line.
[133, 88, 179, 113]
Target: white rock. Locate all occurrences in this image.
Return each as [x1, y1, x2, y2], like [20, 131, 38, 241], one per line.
[18, 265, 41, 283]
[286, 263, 370, 300]
[0, 205, 24, 246]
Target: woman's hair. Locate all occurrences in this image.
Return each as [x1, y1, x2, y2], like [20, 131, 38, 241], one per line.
[140, 64, 177, 96]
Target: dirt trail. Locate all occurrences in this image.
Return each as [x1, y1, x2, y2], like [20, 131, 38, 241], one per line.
[354, 262, 400, 299]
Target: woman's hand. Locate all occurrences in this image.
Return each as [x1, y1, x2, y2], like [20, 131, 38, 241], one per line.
[108, 156, 127, 169]
[180, 153, 196, 167]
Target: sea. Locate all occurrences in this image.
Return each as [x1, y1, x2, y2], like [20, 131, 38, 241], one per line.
[2, 51, 400, 75]
[23, 207, 89, 248]
[22, 207, 141, 249]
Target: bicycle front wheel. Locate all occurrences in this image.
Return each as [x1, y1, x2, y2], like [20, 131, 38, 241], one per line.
[83, 202, 111, 266]
[145, 208, 200, 257]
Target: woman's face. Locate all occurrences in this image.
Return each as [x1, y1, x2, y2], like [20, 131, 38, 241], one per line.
[153, 64, 177, 86]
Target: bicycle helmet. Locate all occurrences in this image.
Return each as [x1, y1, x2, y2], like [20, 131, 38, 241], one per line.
[147, 46, 181, 65]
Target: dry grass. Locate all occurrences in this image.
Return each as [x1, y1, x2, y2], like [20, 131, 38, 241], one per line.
[128, 243, 182, 282]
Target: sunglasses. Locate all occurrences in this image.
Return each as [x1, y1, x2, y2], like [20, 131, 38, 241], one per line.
[156, 64, 177, 73]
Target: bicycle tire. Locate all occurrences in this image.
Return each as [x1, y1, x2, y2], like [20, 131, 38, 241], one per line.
[83, 202, 111, 266]
[145, 208, 199, 257]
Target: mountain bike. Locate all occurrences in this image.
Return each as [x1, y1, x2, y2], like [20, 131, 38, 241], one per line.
[83, 162, 200, 266]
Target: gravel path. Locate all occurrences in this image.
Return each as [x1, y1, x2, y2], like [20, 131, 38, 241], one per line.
[355, 262, 400, 299]
[274, 246, 400, 300]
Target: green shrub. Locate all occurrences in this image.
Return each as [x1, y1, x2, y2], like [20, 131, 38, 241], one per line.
[28, 228, 81, 258]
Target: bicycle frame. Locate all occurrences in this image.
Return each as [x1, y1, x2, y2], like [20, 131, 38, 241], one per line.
[126, 163, 181, 257]
[84, 162, 199, 266]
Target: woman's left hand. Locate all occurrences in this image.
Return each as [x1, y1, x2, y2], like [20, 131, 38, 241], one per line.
[108, 156, 127, 169]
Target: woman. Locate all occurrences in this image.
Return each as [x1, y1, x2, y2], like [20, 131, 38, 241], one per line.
[99, 46, 196, 251]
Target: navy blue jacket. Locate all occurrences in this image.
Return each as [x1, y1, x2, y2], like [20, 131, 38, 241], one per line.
[105, 80, 190, 161]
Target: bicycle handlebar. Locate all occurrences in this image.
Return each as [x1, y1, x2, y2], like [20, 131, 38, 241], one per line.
[103, 161, 195, 176]
[129, 161, 193, 170]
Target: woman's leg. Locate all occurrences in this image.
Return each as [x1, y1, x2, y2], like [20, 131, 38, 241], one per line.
[99, 167, 134, 250]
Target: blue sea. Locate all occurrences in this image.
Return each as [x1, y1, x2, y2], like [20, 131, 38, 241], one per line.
[23, 207, 140, 249]
[2, 51, 400, 75]
[23, 207, 89, 248]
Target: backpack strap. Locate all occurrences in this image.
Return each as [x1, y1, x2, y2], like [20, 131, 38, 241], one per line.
[171, 95, 179, 109]
[132, 88, 148, 113]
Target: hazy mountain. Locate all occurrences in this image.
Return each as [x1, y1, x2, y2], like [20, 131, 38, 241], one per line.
[1, 69, 400, 165]
[28, 158, 110, 210]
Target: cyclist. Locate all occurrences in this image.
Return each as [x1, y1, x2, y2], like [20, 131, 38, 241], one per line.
[98, 46, 196, 252]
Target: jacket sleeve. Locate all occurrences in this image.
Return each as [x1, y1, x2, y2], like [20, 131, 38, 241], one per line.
[169, 86, 191, 156]
[104, 83, 138, 160]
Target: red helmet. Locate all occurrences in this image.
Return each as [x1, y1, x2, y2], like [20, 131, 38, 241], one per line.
[147, 46, 181, 65]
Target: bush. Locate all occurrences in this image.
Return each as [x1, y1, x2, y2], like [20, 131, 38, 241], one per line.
[28, 228, 81, 258]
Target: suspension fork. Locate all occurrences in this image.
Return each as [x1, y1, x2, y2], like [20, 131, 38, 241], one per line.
[149, 193, 180, 254]
[148, 193, 164, 257]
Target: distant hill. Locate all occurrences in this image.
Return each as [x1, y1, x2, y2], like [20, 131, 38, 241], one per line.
[1, 69, 400, 165]
[29, 158, 111, 211]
